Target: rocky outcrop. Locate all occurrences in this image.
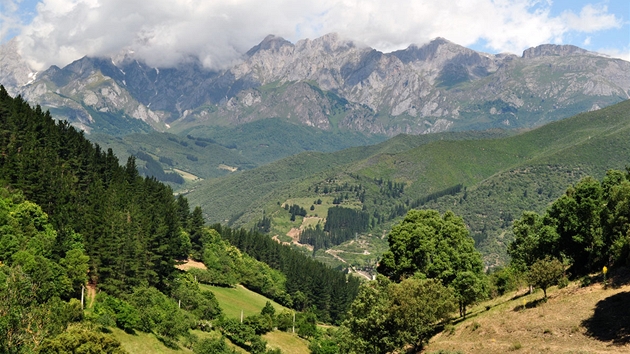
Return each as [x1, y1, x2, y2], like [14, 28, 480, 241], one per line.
[522, 44, 590, 59]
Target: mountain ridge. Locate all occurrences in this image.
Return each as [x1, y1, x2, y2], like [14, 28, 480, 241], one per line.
[1, 33, 628, 136]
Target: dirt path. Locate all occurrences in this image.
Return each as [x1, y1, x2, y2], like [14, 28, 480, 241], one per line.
[282, 228, 314, 251]
[325, 249, 347, 263]
[286, 228, 300, 240]
[325, 249, 373, 280]
[86, 284, 96, 309]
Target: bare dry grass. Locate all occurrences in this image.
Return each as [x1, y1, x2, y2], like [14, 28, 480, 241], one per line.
[424, 281, 630, 354]
[175, 258, 207, 271]
[218, 164, 238, 172]
[171, 168, 202, 182]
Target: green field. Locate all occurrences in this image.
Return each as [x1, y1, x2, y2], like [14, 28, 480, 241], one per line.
[111, 328, 192, 354]
[201, 284, 291, 319]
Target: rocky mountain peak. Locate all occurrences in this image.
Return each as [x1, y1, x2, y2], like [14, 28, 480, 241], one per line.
[246, 35, 294, 57]
[392, 37, 479, 64]
[295, 32, 357, 54]
[522, 44, 590, 59]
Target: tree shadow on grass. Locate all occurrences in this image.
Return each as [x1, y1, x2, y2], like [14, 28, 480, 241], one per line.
[609, 267, 630, 288]
[512, 297, 547, 312]
[582, 291, 630, 345]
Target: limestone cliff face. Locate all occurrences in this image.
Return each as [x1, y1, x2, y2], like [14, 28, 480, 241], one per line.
[1, 34, 628, 136]
[221, 34, 629, 134]
[0, 39, 35, 96]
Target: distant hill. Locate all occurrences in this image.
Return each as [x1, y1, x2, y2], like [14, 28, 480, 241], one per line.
[88, 118, 387, 182]
[185, 100, 630, 267]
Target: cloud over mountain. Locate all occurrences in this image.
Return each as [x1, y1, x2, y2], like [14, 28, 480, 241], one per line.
[5, 0, 625, 70]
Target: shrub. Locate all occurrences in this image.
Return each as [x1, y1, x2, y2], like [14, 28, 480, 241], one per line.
[128, 287, 195, 340]
[194, 337, 237, 354]
[528, 256, 564, 298]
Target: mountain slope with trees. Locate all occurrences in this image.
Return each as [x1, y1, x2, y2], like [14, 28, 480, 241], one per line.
[186, 99, 630, 267]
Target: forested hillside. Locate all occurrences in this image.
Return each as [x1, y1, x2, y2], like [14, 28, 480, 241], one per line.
[0, 86, 190, 293]
[2, 85, 629, 353]
[0, 86, 359, 353]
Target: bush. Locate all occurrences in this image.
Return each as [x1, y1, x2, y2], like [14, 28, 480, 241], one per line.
[509, 342, 522, 351]
[128, 287, 195, 339]
[194, 337, 237, 354]
[489, 267, 519, 297]
[296, 311, 317, 339]
[91, 293, 140, 333]
[244, 314, 273, 335]
[219, 318, 257, 349]
[39, 327, 127, 354]
[557, 276, 570, 289]
[276, 311, 294, 331]
[172, 274, 222, 320]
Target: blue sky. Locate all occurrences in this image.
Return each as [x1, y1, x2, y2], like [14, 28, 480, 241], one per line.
[1, 0, 628, 70]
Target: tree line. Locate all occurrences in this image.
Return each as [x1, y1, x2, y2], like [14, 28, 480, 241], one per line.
[509, 169, 630, 280]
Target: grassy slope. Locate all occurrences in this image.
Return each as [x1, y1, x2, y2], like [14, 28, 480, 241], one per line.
[111, 328, 192, 354]
[425, 276, 630, 354]
[424, 101, 630, 265]
[262, 332, 310, 354]
[200, 284, 291, 319]
[112, 328, 250, 354]
[197, 285, 308, 353]
[352, 99, 630, 194]
[88, 131, 256, 182]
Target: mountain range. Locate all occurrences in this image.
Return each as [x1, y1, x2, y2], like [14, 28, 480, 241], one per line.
[1, 33, 628, 136]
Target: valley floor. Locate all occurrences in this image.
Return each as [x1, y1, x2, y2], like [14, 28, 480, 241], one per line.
[425, 276, 630, 354]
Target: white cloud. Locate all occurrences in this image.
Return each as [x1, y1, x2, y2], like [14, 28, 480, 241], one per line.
[598, 47, 630, 62]
[8, 0, 626, 70]
[562, 4, 623, 32]
[0, 0, 22, 40]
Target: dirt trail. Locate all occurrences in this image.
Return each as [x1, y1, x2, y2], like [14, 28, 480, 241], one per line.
[325, 249, 372, 280]
[86, 284, 96, 308]
[325, 249, 347, 263]
[280, 228, 314, 251]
